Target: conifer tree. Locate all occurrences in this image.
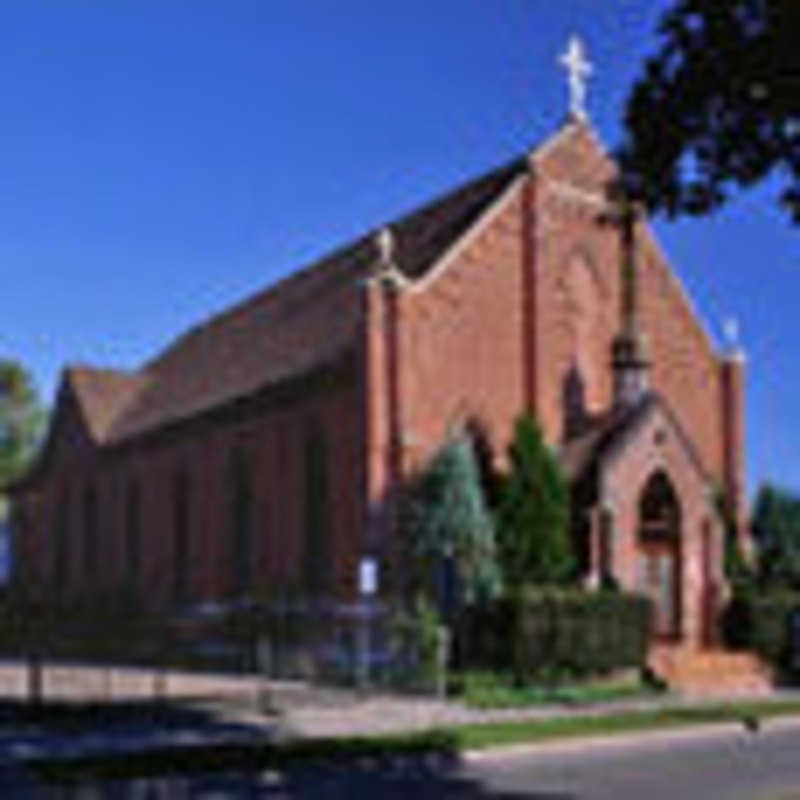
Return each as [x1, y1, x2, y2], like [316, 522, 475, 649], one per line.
[412, 435, 501, 610]
[0, 360, 44, 491]
[497, 415, 572, 589]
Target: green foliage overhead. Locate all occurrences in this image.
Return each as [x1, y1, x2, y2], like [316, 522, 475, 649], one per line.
[619, 0, 800, 222]
[0, 360, 45, 491]
[412, 435, 501, 607]
[497, 415, 572, 588]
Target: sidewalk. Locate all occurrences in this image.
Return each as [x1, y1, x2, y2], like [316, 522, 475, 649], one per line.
[238, 685, 800, 739]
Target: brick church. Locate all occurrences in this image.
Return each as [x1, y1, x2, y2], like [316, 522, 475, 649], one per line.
[10, 41, 759, 686]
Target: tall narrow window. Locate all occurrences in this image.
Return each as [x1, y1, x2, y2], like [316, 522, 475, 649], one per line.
[53, 486, 70, 607]
[598, 508, 614, 582]
[83, 484, 97, 591]
[230, 445, 253, 599]
[304, 423, 330, 600]
[125, 479, 141, 609]
[172, 467, 190, 606]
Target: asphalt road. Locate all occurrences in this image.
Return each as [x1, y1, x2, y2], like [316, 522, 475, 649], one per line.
[464, 721, 800, 800]
[9, 720, 800, 798]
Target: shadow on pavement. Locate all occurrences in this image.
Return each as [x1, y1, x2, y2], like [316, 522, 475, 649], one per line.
[28, 762, 577, 798]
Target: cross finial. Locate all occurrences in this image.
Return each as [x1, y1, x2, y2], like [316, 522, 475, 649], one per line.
[722, 316, 746, 361]
[723, 317, 740, 348]
[559, 34, 593, 121]
[376, 226, 395, 266]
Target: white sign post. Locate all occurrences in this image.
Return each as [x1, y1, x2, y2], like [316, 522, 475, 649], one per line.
[359, 557, 378, 597]
[357, 556, 378, 690]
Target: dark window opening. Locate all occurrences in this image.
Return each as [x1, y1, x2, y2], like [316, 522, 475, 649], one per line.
[83, 484, 98, 591]
[125, 479, 141, 609]
[230, 445, 253, 599]
[172, 467, 190, 606]
[304, 423, 331, 601]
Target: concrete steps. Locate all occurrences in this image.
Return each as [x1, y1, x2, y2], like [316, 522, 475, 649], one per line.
[649, 646, 773, 697]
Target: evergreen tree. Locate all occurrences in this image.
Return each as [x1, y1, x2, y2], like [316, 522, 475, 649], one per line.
[0, 360, 46, 706]
[0, 360, 44, 491]
[412, 435, 501, 611]
[751, 483, 800, 588]
[497, 415, 572, 589]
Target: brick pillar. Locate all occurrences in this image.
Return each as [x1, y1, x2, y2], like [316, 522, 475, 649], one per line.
[521, 171, 538, 418]
[359, 273, 400, 589]
[720, 351, 749, 557]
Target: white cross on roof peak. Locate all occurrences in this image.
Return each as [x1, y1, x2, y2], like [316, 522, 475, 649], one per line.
[559, 35, 593, 121]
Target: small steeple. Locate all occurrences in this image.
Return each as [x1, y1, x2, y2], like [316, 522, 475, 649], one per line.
[608, 188, 651, 409]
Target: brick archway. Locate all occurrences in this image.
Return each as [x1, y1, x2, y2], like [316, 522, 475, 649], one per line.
[637, 470, 682, 640]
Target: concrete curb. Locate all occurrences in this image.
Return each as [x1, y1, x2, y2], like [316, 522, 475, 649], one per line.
[462, 714, 800, 763]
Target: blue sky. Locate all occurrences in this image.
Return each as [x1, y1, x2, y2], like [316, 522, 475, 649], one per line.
[0, 0, 796, 498]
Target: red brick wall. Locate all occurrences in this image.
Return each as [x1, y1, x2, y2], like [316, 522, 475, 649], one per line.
[12, 362, 362, 613]
[531, 122, 731, 486]
[532, 172, 620, 442]
[638, 229, 726, 481]
[11, 120, 746, 624]
[600, 405, 724, 650]
[393, 180, 528, 475]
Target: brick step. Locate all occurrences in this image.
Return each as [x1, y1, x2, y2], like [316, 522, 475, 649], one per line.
[649, 648, 773, 697]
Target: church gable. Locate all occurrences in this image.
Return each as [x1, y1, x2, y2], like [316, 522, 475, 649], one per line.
[14, 372, 102, 490]
[529, 120, 726, 481]
[532, 121, 617, 199]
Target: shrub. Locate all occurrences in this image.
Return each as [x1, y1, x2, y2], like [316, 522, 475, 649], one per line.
[723, 590, 800, 677]
[388, 594, 446, 692]
[457, 588, 651, 684]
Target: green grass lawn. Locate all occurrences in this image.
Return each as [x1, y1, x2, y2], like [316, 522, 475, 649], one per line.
[451, 699, 800, 750]
[455, 670, 662, 709]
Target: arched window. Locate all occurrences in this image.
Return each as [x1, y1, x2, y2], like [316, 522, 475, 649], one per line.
[230, 445, 253, 599]
[639, 471, 681, 543]
[560, 251, 609, 415]
[598, 507, 614, 581]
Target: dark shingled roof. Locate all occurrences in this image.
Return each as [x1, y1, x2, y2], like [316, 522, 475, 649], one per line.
[62, 155, 529, 446]
[559, 396, 659, 484]
[559, 392, 710, 486]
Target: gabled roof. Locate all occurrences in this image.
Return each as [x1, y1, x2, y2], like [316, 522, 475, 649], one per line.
[559, 392, 711, 486]
[59, 154, 530, 446]
[65, 367, 146, 442]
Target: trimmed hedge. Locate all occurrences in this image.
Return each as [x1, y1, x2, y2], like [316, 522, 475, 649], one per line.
[456, 588, 651, 683]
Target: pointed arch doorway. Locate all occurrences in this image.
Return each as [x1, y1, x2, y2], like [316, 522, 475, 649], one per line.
[637, 471, 682, 639]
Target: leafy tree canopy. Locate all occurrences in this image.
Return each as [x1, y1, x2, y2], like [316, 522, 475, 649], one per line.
[412, 435, 501, 608]
[497, 415, 572, 589]
[619, 0, 800, 222]
[0, 360, 45, 494]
